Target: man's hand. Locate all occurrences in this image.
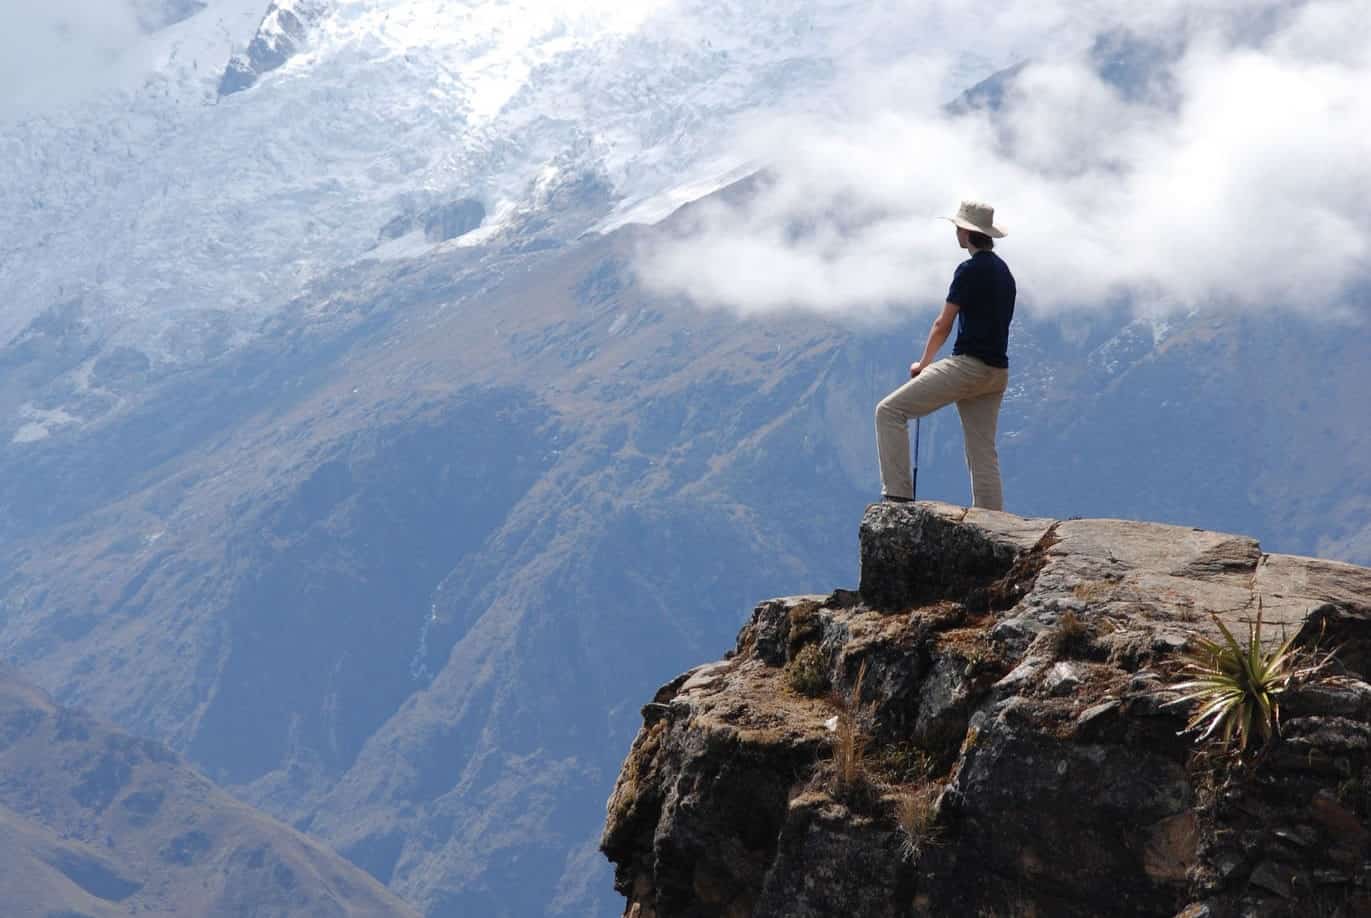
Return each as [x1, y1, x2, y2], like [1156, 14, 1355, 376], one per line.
[910, 303, 960, 379]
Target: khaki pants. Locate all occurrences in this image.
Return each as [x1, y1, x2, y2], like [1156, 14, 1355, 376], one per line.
[875, 355, 1009, 509]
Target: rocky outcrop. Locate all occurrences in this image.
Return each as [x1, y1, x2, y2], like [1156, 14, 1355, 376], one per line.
[219, 0, 331, 96]
[602, 502, 1371, 917]
[379, 199, 488, 243]
[423, 199, 487, 242]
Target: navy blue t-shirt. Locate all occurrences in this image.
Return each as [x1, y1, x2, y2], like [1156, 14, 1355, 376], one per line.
[946, 250, 1016, 368]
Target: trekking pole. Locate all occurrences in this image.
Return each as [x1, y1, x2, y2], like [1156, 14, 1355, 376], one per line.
[912, 417, 921, 502]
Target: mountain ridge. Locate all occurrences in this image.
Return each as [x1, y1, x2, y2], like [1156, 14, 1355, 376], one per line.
[0, 665, 419, 916]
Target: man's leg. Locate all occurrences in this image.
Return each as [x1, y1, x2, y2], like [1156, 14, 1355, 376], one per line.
[875, 358, 981, 500]
[955, 372, 1008, 510]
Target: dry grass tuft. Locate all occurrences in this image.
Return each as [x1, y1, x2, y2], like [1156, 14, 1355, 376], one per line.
[832, 662, 868, 789]
[827, 660, 883, 808]
[934, 626, 999, 667]
[1047, 610, 1093, 658]
[895, 784, 943, 859]
[1072, 579, 1116, 603]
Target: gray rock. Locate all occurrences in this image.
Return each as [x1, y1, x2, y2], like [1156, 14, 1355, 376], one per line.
[1247, 860, 1294, 899]
[944, 714, 1194, 915]
[1272, 825, 1317, 849]
[1153, 631, 1190, 654]
[1077, 700, 1120, 728]
[858, 501, 1053, 611]
[737, 596, 828, 667]
[1282, 715, 1371, 752]
[913, 656, 971, 753]
[423, 199, 486, 242]
[753, 797, 910, 918]
[1044, 661, 1084, 696]
[1213, 847, 1245, 880]
[1282, 679, 1371, 719]
[994, 657, 1044, 694]
[379, 213, 414, 240]
[220, 1, 331, 96]
[989, 613, 1047, 654]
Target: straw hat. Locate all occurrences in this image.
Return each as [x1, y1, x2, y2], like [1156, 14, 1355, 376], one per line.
[946, 200, 1006, 238]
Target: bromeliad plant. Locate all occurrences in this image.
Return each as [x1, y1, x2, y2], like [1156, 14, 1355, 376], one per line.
[1166, 600, 1331, 755]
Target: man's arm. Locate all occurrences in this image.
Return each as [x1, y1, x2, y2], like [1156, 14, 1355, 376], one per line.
[910, 301, 960, 377]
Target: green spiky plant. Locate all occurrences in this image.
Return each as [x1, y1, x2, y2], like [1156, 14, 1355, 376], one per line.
[1166, 600, 1330, 754]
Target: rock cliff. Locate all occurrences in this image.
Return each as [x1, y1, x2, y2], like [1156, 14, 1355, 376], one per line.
[601, 502, 1371, 917]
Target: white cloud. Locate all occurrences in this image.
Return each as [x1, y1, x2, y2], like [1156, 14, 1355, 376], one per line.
[0, 1, 145, 117]
[636, 0, 1371, 321]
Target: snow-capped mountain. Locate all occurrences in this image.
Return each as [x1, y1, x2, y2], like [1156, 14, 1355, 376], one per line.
[1, 0, 979, 374]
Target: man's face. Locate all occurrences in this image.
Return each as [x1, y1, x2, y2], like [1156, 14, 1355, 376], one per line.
[955, 226, 970, 249]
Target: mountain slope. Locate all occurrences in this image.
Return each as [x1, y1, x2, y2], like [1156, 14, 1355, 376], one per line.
[0, 667, 418, 916]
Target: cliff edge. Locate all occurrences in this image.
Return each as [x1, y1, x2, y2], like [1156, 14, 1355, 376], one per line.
[601, 502, 1371, 918]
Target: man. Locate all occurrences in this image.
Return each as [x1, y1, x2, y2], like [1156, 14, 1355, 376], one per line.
[875, 200, 1016, 510]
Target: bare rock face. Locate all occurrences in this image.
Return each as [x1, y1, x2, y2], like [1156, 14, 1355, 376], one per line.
[857, 502, 1055, 611]
[602, 502, 1371, 917]
[219, 0, 331, 97]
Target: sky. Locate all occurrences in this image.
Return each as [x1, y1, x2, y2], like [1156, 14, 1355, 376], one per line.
[636, 0, 1371, 321]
